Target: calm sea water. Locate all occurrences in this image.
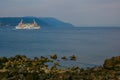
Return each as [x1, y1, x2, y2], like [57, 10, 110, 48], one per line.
[0, 27, 120, 67]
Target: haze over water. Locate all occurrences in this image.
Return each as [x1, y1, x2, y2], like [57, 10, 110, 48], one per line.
[0, 27, 120, 67]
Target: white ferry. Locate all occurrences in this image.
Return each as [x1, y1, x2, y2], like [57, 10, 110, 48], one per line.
[16, 20, 40, 29]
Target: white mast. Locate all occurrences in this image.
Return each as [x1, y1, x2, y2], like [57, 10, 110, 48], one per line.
[19, 19, 23, 24]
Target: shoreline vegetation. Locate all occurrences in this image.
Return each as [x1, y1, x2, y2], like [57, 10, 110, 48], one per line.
[0, 54, 120, 80]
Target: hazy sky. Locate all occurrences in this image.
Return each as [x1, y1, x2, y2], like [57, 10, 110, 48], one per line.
[0, 0, 120, 26]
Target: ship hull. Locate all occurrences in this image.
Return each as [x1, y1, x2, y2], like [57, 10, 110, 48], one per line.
[16, 26, 40, 29]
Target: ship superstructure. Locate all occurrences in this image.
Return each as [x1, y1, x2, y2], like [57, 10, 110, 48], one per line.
[16, 20, 40, 29]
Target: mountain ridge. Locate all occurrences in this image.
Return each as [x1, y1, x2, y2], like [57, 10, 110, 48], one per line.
[0, 17, 74, 28]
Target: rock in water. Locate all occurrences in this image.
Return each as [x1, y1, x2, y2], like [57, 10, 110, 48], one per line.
[50, 54, 57, 60]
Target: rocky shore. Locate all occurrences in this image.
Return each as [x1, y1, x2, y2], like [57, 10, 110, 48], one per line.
[0, 55, 120, 80]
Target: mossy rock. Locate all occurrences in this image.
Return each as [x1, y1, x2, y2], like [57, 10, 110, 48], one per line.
[25, 73, 34, 80]
[70, 55, 76, 61]
[50, 54, 57, 60]
[0, 72, 8, 80]
[103, 56, 120, 70]
[103, 59, 114, 69]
